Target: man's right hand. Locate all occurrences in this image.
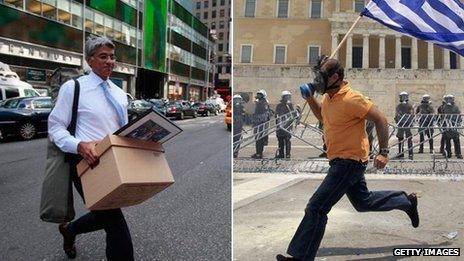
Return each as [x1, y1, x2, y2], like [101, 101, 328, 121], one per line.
[300, 83, 315, 99]
[77, 141, 100, 168]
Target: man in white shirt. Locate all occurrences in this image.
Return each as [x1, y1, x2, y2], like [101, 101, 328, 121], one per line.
[48, 36, 132, 260]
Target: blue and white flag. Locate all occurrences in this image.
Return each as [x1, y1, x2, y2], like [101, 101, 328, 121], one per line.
[361, 0, 464, 56]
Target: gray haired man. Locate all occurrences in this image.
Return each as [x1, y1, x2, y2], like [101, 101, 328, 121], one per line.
[48, 36, 133, 260]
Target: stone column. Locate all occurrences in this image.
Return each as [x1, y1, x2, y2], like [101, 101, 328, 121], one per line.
[411, 37, 418, 69]
[395, 35, 402, 68]
[379, 34, 385, 69]
[443, 49, 450, 69]
[331, 33, 338, 59]
[346, 34, 353, 69]
[362, 34, 369, 68]
[335, 0, 340, 12]
[427, 42, 434, 70]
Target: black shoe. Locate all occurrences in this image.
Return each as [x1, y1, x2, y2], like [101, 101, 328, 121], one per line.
[251, 154, 263, 159]
[406, 193, 419, 228]
[276, 254, 300, 261]
[396, 154, 404, 159]
[418, 149, 423, 154]
[457, 155, 463, 159]
[59, 223, 76, 259]
[275, 154, 284, 159]
[408, 155, 414, 160]
[285, 154, 291, 159]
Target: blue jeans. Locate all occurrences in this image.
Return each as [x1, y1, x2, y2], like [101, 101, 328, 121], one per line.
[287, 159, 412, 261]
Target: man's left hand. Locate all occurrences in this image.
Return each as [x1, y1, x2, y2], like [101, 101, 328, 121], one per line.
[374, 154, 389, 169]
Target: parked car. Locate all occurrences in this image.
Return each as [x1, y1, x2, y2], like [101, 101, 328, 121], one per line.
[192, 102, 219, 116]
[0, 96, 53, 140]
[207, 96, 227, 112]
[165, 100, 197, 120]
[128, 99, 153, 121]
[1, 76, 40, 101]
[225, 102, 232, 131]
[148, 99, 167, 115]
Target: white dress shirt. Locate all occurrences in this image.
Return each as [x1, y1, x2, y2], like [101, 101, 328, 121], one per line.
[48, 71, 128, 154]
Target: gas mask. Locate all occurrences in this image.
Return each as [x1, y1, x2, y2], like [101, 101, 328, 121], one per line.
[255, 93, 264, 100]
[399, 93, 409, 104]
[233, 98, 243, 106]
[444, 96, 454, 106]
[310, 55, 342, 94]
[421, 96, 431, 104]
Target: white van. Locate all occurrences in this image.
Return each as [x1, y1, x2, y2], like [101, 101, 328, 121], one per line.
[0, 76, 40, 101]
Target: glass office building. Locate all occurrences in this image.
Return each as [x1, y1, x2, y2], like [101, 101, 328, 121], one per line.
[0, 0, 214, 100]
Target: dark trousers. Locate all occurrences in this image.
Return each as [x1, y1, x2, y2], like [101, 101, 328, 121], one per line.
[444, 131, 461, 157]
[419, 129, 434, 152]
[277, 135, 291, 157]
[67, 159, 134, 261]
[233, 132, 242, 157]
[287, 159, 411, 261]
[397, 129, 413, 157]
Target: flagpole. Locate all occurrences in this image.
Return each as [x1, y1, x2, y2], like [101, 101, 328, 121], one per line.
[329, 15, 364, 59]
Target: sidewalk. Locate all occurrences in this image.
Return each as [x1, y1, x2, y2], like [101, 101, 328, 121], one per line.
[233, 173, 464, 260]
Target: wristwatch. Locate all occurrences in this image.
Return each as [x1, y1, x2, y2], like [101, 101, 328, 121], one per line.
[379, 148, 390, 157]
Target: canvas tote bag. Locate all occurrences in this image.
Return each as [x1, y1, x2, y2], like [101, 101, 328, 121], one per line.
[39, 80, 80, 223]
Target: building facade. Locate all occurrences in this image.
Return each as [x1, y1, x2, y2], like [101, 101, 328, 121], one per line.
[233, 0, 464, 119]
[193, 0, 231, 96]
[0, 0, 214, 101]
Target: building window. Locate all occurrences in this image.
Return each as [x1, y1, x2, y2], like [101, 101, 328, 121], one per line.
[211, 21, 216, 29]
[220, 9, 225, 17]
[245, 0, 256, 17]
[226, 65, 230, 73]
[450, 52, 457, 69]
[274, 45, 286, 64]
[4, 0, 24, 9]
[352, 46, 363, 68]
[241, 45, 253, 63]
[310, 0, 323, 19]
[203, 0, 208, 8]
[354, 0, 365, 13]
[218, 32, 224, 40]
[56, 0, 70, 24]
[70, 1, 82, 29]
[213, 0, 217, 7]
[203, 11, 208, 19]
[308, 46, 320, 65]
[212, 10, 216, 18]
[85, 8, 94, 33]
[218, 44, 223, 51]
[26, 0, 41, 15]
[218, 56, 223, 63]
[104, 16, 114, 39]
[401, 47, 411, 69]
[277, 0, 289, 18]
[196, 2, 201, 9]
[42, 0, 57, 20]
[196, 12, 200, 18]
[94, 12, 104, 36]
[219, 20, 225, 29]
[221, 0, 225, 6]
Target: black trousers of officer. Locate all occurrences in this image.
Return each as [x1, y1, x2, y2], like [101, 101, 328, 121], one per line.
[419, 128, 434, 152]
[397, 128, 413, 157]
[233, 129, 242, 157]
[277, 134, 291, 157]
[67, 156, 134, 260]
[444, 131, 462, 157]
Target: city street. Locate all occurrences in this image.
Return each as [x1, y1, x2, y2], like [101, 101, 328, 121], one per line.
[234, 172, 464, 261]
[0, 115, 231, 260]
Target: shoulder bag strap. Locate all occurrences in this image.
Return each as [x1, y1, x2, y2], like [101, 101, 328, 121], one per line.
[67, 79, 80, 136]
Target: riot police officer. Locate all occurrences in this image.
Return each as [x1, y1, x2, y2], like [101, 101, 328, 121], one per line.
[395, 91, 414, 159]
[442, 94, 462, 159]
[251, 90, 271, 159]
[233, 94, 245, 158]
[275, 90, 295, 158]
[416, 94, 434, 153]
[437, 95, 446, 155]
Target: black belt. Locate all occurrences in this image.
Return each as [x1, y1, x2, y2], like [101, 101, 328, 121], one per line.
[330, 158, 368, 166]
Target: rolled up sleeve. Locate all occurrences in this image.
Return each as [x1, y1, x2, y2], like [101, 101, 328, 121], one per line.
[48, 80, 81, 154]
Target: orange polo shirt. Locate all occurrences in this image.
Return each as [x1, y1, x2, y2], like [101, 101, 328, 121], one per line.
[321, 81, 373, 162]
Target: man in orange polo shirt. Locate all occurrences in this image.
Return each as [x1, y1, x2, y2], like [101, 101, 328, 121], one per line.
[277, 57, 419, 261]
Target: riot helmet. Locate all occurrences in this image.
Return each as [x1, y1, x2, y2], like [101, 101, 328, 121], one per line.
[233, 94, 243, 105]
[421, 94, 431, 104]
[399, 92, 409, 103]
[256, 89, 267, 100]
[281, 90, 292, 103]
[444, 94, 455, 105]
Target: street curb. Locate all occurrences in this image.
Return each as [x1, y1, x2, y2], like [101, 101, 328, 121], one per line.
[233, 178, 305, 210]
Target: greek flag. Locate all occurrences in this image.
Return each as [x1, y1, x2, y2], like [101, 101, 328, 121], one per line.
[361, 0, 464, 56]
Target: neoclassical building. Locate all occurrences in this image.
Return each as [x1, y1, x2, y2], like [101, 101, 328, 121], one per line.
[233, 0, 464, 119]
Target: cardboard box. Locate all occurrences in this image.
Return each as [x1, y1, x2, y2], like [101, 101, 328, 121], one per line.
[77, 135, 174, 210]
